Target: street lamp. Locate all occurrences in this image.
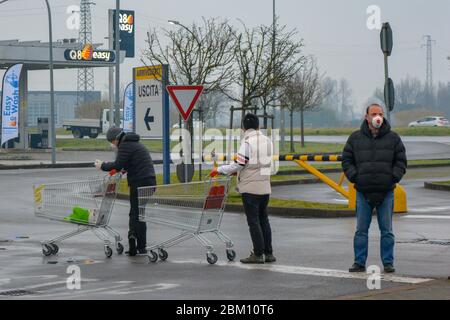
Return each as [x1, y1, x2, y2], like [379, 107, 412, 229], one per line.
[44, 0, 56, 165]
[168, 19, 201, 180]
[0, 0, 55, 163]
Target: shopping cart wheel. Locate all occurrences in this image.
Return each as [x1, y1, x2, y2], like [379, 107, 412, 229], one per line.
[116, 243, 124, 255]
[226, 249, 236, 261]
[158, 249, 168, 261]
[148, 250, 158, 263]
[104, 246, 113, 258]
[206, 253, 218, 265]
[50, 243, 59, 255]
[42, 244, 53, 257]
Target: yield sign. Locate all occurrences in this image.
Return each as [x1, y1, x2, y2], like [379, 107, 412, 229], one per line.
[166, 85, 204, 121]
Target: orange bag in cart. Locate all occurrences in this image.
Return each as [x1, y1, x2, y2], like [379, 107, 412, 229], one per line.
[203, 185, 225, 210]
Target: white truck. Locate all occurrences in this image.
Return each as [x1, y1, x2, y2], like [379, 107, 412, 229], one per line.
[62, 109, 123, 139]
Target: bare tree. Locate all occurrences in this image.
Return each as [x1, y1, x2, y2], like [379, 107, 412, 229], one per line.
[226, 21, 305, 120]
[282, 57, 328, 151]
[338, 78, 354, 121]
[142, 17, 236, 93]
[396, 75, 422, 106]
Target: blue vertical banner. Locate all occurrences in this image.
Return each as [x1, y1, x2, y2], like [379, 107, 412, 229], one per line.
[123, 82, 134, 132]
[1, 63, 23, 146]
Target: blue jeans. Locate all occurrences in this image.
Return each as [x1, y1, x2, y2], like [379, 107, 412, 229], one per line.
[354, 191, 395, 266]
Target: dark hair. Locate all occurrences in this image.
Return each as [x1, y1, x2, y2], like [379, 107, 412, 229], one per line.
[366, 104, 384, 115]
[242, 113, 259, 130]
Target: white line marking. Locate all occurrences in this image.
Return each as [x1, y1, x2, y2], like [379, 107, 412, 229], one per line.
[408, 206, 450, 213]
[403, 215, 450, 220]
[171, 260, 433, 284]
[109, 283, 179, 295]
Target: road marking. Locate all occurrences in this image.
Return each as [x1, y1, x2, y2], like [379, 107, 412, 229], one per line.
[408, 206, 450, 213]
[109, 283, 179, 295]
[0, 275, 58, 286]
[403, 215, 450, 220]
[171, 260, 433, 284]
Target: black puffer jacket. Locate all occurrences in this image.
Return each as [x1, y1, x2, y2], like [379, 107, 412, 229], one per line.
[342, 119, 407, 200]
[101, 133, 156, 185]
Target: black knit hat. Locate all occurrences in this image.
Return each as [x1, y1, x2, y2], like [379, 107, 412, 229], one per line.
[242, 113, 259, 130]
[106, 126, 123, 142]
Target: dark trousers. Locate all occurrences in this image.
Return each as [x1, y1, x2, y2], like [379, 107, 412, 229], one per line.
[241, 193, 272, 256]
[129, 178, 155, 250]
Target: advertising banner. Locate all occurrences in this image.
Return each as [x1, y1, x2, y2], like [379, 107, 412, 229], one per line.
[1, 63, 23, 146]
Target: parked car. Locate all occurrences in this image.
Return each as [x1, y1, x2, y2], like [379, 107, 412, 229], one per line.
[408, 116, 449, 127]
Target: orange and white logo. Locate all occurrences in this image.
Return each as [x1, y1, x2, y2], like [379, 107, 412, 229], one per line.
[81, 44, 93, 60]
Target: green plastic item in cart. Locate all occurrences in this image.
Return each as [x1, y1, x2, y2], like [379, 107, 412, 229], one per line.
[64, 206, 90, 224]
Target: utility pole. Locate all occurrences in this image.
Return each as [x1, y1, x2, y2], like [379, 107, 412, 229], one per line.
[77, 0, 95, 107]
[114, 0, 121, 127]
[421, 35, 436, 105]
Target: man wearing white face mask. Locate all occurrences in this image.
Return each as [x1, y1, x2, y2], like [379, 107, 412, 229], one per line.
[342, 104, 407, 274]
[94, 126, 156, 256]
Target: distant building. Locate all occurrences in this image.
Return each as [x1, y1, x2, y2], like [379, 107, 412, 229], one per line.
[26, 91, 101, 127]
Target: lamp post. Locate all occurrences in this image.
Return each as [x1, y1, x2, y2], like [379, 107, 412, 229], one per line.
[168, 20, 201, 181]
[44, 0, 56, 164]
[0, 0, 55, 163]
[114, 0, 121, 127]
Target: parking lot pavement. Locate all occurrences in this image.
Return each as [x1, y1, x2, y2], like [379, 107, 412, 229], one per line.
[0, 167, 449, 300]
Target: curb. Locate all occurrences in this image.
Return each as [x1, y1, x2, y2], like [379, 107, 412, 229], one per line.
[424, 181, 450, 191]
[116, 193, 354, 219]
[0, 159, 164, 170]
[276, 161, 450, 176]
[224, 203, 355, 218]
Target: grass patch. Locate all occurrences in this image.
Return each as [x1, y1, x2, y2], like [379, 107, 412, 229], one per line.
[56, 139, 166, 152]
[286, 126, 450, 136]
[121, 171, 347, 210]
[431, 181, 450, 186]
[226, 193, 348, 210]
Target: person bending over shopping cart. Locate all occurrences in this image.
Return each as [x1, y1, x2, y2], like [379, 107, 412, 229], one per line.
[95, 126, 156, 256]
[210, 113, 276, 264]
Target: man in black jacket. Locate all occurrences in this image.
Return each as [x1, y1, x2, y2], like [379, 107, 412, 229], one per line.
[342, 104, 407, 273]
[95, 127, 156, 256]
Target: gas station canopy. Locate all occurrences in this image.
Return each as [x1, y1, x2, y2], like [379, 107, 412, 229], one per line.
[0, 39, 125, 70]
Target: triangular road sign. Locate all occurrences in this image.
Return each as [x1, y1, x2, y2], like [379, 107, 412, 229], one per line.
[167, 85, 204, 121]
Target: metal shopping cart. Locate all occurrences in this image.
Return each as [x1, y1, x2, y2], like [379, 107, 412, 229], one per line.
[33, 171, 124, 258]
[138, 177, 235, 264]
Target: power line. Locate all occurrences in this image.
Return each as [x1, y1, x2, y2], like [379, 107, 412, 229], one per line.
[421, 35, 436, 92]
[77, 0, 95, 107]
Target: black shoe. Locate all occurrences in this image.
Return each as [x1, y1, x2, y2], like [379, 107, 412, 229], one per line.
[127, 236, 137, 256]
[265, 253, 277, 263]
[125, 250, 137, 256]
[349, 263, 366, 272]
[384, 264, 396, 273]
[137, 248, 147, 255]
[240, 252, 264, 264]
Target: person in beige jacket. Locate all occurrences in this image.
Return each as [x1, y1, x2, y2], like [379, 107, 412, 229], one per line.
[210, 113, 275, 264]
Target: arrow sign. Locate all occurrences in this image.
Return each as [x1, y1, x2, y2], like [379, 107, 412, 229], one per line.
[166, 85, 204, 121]
[144, 107, 155, 130]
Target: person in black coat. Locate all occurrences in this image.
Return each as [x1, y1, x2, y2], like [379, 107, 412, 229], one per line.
[342, 104, 407, 273]
[95, 127, 156, 256]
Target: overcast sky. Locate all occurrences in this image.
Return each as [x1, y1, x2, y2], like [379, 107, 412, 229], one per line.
[1, 0, 450, 116]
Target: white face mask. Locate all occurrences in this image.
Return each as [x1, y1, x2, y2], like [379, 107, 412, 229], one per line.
[371, 116, 383, 129]
[110, 143, 117, 150]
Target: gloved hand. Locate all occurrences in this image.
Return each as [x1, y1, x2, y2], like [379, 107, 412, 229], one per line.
[209, 167, 219, 178]
[94, 159, 103, 170]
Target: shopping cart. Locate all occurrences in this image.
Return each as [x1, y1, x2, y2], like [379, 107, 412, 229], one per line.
[33, 171, 124, 258]
[138, 177, 235, 264]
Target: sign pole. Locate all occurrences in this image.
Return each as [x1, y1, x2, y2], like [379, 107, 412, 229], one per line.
[162, 65, 171, 184]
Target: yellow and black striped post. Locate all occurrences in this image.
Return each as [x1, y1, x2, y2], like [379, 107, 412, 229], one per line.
[203, 153, 407, 213]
